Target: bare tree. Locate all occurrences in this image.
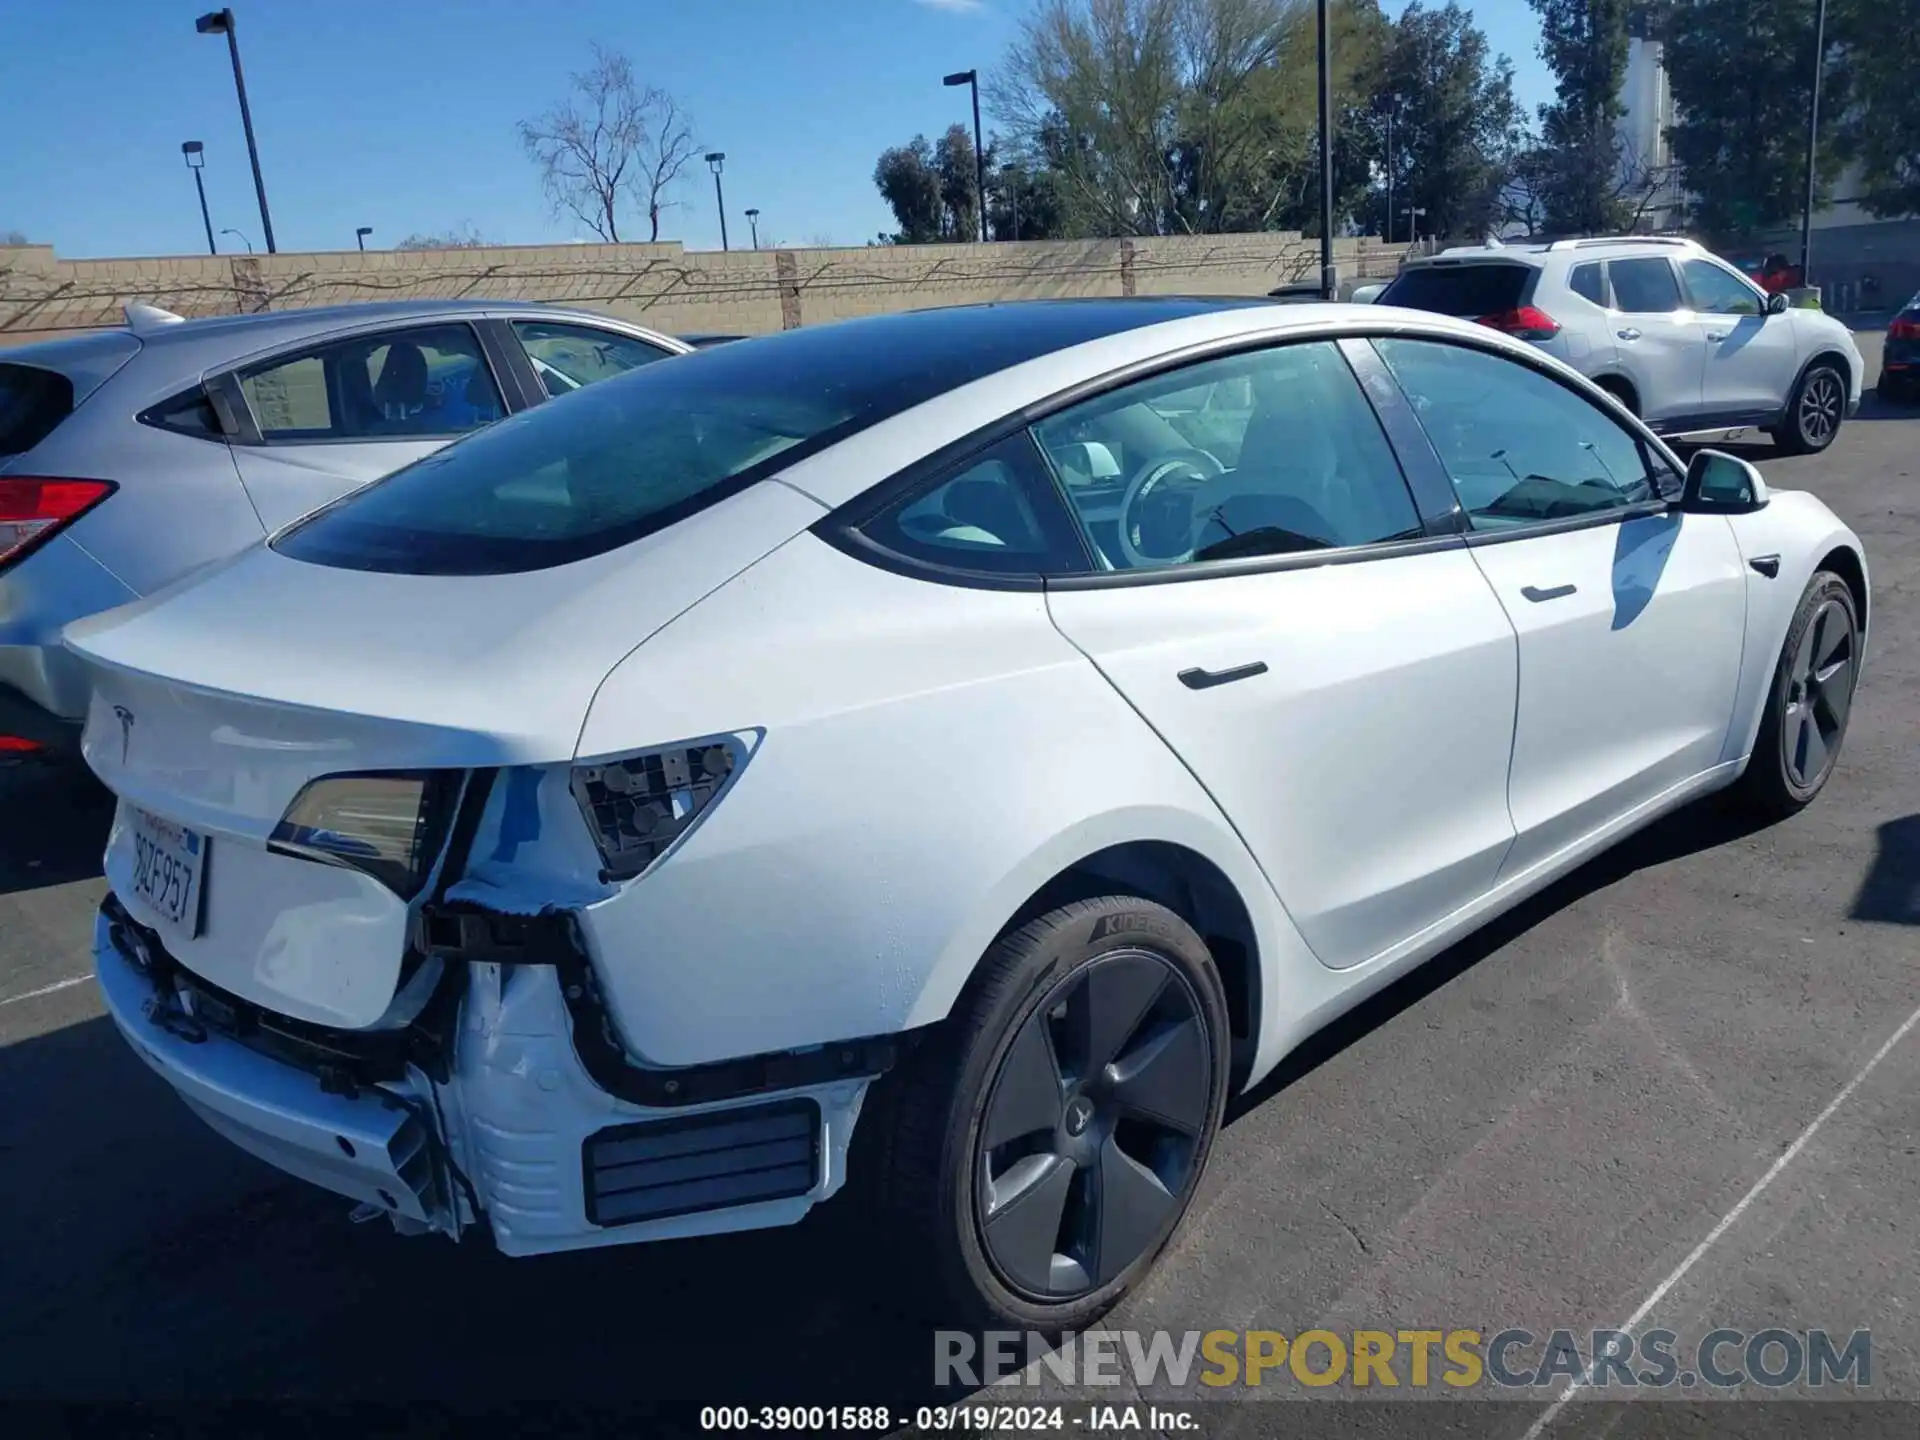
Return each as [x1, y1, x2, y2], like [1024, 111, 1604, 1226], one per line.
[519, 45, 697, 244]
[395, 224, 489, 250]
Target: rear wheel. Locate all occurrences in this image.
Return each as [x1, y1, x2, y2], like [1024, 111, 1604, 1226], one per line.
[1771, 362, 1847, 454]
[867, 897, 1231, 1331]
[1730, 570, 1859, 819]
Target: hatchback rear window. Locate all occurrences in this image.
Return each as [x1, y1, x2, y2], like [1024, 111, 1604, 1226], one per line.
[1378, 264, 1531, 316]
[274, 303, 1240, 576]
[0, 364, 75, 459]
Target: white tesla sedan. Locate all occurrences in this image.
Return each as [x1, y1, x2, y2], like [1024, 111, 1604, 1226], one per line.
[69, 298, 1867, 1330]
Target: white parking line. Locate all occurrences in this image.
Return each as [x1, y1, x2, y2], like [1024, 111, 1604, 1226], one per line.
[1521, 995, 1920, 1439]
[0, 973, 92, 1009]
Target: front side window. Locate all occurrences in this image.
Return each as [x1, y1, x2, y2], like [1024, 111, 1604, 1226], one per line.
[1375, 337, 1671, 529]
[1032, 341, 1423, 572]
[1680, 260, 1763, 316]
[513, 321, 673, 399]
[1608, 258, 1684, 315]
[236, 324, 503, 442]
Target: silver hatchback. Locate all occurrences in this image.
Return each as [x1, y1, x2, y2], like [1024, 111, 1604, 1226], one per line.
[0, 300, 689, 757]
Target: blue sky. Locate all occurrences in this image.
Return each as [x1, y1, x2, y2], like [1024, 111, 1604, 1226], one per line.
[0, 0, 1549, 259]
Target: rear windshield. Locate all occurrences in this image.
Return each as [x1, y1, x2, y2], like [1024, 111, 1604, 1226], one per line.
[1379, 264, 1531, 316]
[0, 364, 75, 459]
[274, 302, 1232, 576]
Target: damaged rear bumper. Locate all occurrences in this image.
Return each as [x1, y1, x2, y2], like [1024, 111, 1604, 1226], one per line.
[93, 898, 883, 1256]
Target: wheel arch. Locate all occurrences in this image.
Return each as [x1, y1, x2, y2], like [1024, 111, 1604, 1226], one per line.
[1820, 541, 1869, 638]
[1592, 372, 1640, 415]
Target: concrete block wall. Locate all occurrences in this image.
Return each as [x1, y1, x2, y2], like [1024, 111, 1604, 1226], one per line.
[0, 234, 1410, 347]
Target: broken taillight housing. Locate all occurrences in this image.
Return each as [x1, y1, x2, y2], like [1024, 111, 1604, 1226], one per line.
[571, 736, 747, 881]
[269, 771, 462, 899]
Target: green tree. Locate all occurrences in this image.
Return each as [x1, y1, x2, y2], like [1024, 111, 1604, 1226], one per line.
[1658, 0, 1847, 236]
[1527, 0, 1634, 232]
[1368, 2, 1525, 240]
[873, 125, 986, 242]
[1832, 0, 1920, 217]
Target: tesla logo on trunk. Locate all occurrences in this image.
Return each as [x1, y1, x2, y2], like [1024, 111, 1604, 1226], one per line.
[113, 705, 135, 764]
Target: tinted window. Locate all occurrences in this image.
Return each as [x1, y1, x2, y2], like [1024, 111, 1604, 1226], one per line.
[1033, 341, 1421, 571]
[237, 324, 503, 441]
[1378, 264, 1531, 316]
[1569, 262, 1607, 306]
[514, 321, 672, 399]
[858, 434, 1087, 575]
[1681, 260, 1763, 316]
[0, 363, 73, 458]
[1608, 258, 1683, 314]
[1376, 338, 1672, 527]
[139, 385, 224, 440]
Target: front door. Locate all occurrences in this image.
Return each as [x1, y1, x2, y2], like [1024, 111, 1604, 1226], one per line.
[1038, 339, 1521, 970]
[225, 321, 509, 532]
[1372, 335, 1749, 879]
[1678, 258, 1803, 419]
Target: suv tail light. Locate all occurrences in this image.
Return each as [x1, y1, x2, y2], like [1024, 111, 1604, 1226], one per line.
[1477, 306, 1562, 342]
[1890, 314, 1920, 341]
[0, 477, 116, 572]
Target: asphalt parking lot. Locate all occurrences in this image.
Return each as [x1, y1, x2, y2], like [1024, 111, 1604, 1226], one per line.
[1, 327, 1915, 1436]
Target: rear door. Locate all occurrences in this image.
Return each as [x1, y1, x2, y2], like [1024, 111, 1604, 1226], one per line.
[1603, 256, 1704, 428]
[1037, 338, 1521, 970]
[223, 320, 510, 531]
[1678, 257, 1802, 418]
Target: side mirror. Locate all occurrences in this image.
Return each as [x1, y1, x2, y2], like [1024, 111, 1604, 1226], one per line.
[1681, 448, 1770, 514]
[1766, 291, 1790, 316]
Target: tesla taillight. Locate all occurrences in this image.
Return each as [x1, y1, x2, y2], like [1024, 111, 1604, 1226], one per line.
[571, 734, 754, 882]
[0, 477, 115, 572]
[269, 771, 463, 899]
[1477, 306, 1562, 342]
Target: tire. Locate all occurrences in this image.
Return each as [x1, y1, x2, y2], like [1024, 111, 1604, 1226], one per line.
[864, 896, 1231, 1332]
[1770, 361, 1847, 455]
[1730, 570, 1860, 820]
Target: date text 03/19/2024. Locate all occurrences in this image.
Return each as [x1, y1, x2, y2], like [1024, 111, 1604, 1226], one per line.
[698, 1405, 1190, 1432]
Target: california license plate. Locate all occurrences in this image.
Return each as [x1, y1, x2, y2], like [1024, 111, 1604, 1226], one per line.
[129, 808, 206, 938]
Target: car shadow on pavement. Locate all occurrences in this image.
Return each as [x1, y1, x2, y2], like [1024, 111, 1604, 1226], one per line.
[1849, 813, 1920, 926]
[0, 759, 113, 896]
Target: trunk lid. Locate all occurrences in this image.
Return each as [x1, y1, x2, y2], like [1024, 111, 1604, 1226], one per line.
[69, 479, 823, 1027]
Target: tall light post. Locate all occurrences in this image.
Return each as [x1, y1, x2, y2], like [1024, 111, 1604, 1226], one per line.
[706, 152, 729, 251]
[745, 208, 761, 249]
[1798, 0, 1829, 286]
[943, 70, 988, 242]
[181, 141, 216, 256]
[1316, 0, 1335, 297]
[355, 226, 372, 251]
[195, 9, 276, 254]
[220, 227, 253, 253]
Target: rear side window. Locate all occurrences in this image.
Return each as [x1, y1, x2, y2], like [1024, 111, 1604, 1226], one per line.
[1379, 264, 1531, 317]
[235, 324, 504, 442]
[857, 434, 1088, 576]
[1609, 258, 1683, 314]
[0, 364, 74, 459]
[1568, 263, 1608, 306]
[513, 321, 673, 399]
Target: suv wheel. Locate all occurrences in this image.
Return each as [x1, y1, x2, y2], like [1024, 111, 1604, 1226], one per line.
[1772, 362, 1847, 455]
[866, 897, 1231, 1330]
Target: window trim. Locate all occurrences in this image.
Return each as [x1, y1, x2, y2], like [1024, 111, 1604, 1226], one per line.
[223, 320, 511, 448]
[818, 329, 1441, 592]
[1361, 333, 1687, 544]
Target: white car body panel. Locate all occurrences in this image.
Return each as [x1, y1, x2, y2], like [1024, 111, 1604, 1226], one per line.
[64, 300, 1872, 1258]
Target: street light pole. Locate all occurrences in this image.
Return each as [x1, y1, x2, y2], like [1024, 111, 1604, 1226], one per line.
[181, 141, 216, 256]
[196, 9, 276, 254]
[355, 226, 372, 251]
[1317, 0, 1335, 297]
[745, 208, 761, 249]
[705, 152, 729, 250]
[1384, 104, 1394, 245]
[220, 228, 253, 253]
[1798, 0, 1828, 286]
[944, 70, 987, 242]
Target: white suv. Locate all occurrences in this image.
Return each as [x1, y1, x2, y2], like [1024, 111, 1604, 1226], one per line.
[1376, 236, 1864, 454]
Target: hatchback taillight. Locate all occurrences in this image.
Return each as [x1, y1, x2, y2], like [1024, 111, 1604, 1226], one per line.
[1890, 314, 1920, 341]
[1476, 306, 1562, 342]
[0, 477, 115, 572]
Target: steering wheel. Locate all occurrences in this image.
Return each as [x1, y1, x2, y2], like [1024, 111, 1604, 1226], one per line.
[1116, 448, 1225, 569]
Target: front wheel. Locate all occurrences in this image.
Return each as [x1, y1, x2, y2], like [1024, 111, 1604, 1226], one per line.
[1730, 570, 1860, 819]
[1771, 362, 1847, 455]
[867, 897, 1231, 1331]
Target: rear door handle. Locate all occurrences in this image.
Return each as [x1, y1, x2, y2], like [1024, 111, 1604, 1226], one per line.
[1179, 661, 1269, 690]
[1520, 583, 1578, 603]
[1617, 327, 1642, 341]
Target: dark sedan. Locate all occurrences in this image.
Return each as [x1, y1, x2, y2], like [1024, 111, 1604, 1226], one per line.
[1880, 291, 1920, 403]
